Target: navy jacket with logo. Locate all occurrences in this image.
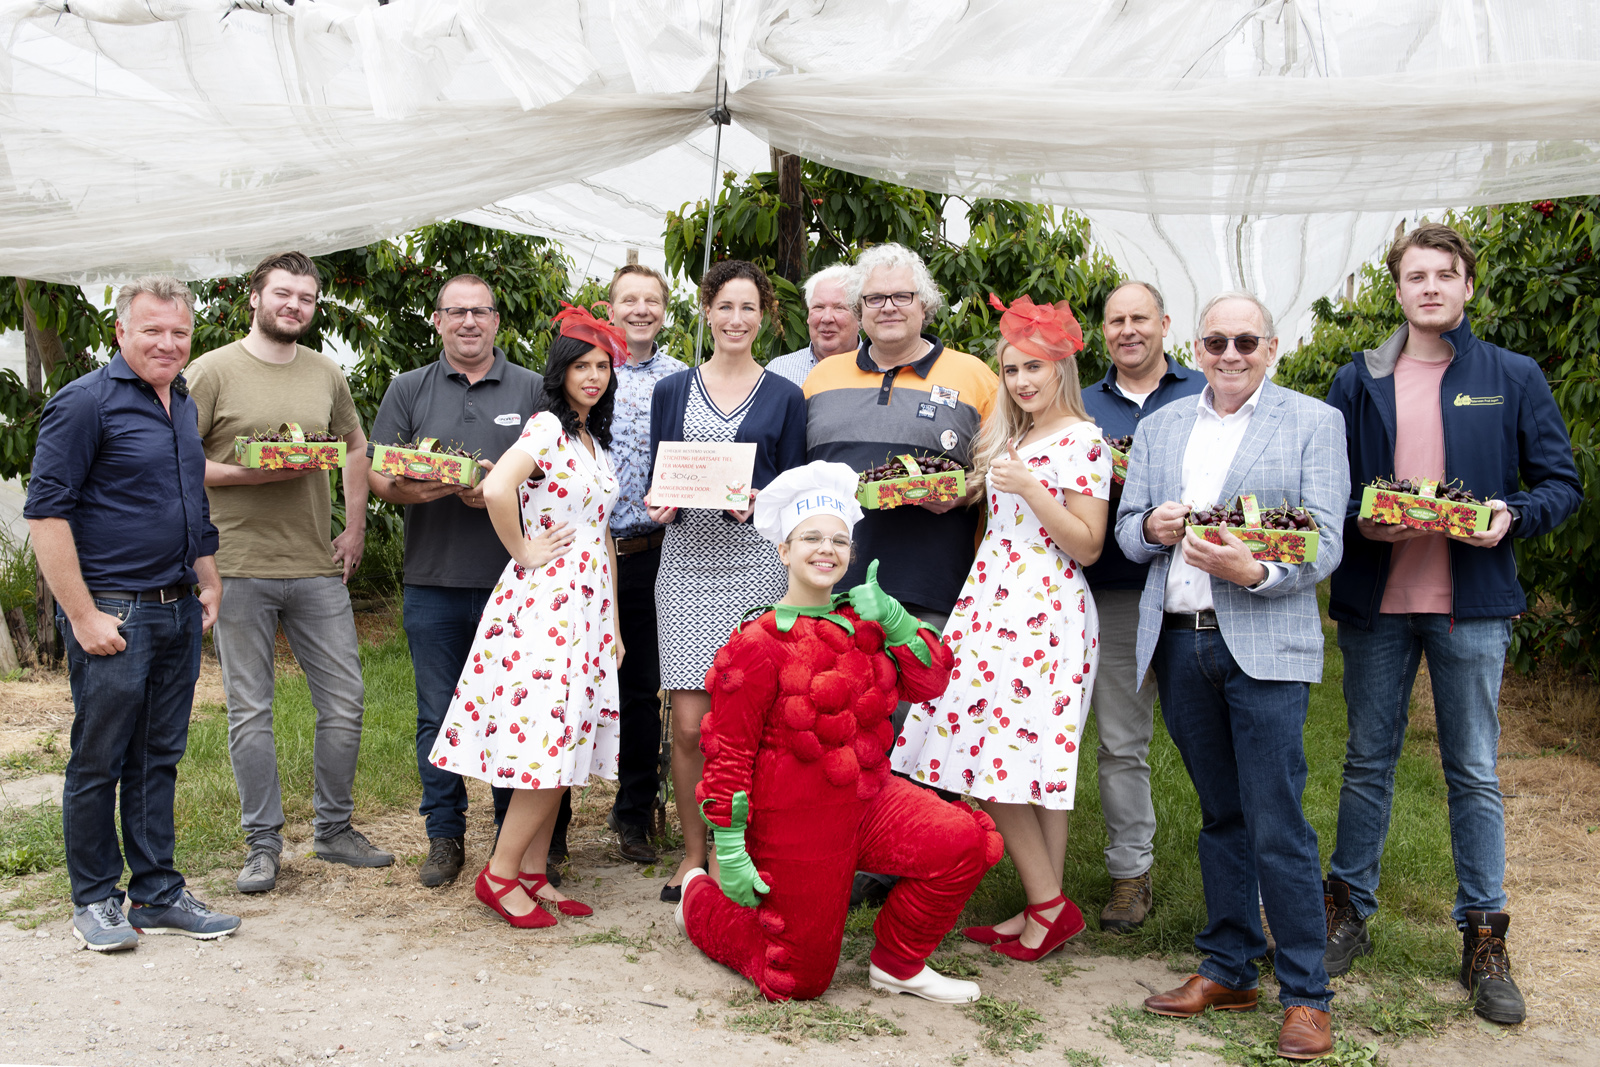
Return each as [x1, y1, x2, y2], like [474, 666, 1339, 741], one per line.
[1324, 317, 1581, 627]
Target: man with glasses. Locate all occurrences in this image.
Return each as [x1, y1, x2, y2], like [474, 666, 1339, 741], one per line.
[1116, 292, 1348, 1060]
[188, 251, 391, 895]
[1080, 281, 1204, 934]
[1321, 224, 1579, 1025]
[803, 242, 996, 908]
[768, 265, 860, 387]
[368, 274, 546, 887]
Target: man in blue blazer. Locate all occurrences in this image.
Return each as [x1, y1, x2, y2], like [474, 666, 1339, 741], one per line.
[1115, 292, 1349, 1061]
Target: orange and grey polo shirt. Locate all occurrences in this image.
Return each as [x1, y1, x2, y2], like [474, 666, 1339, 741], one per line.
[804, 335, 997, 614]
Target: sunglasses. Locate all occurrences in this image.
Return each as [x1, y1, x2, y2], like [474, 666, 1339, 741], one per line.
[1200, 333, 1264, 356]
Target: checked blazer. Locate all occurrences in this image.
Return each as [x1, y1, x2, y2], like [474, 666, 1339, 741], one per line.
[1113, 379, 1350, 685]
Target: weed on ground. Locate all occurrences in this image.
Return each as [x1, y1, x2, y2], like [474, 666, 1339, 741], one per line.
[722, 996, 905, 1044]
[1097, 1004, 1176, 1060]
[962, 995, 1046, 1053]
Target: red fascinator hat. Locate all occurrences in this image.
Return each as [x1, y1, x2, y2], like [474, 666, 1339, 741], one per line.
[988, 293, 1084, 362]
[552, 301, 630, 366]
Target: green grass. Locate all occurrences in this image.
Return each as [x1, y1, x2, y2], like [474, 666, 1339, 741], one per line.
[963, 995, 1046, 1053]
[722, 994, 905, 1043]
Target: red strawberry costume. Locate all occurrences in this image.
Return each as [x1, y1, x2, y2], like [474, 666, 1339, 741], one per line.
[679, 601, 1003, 1001]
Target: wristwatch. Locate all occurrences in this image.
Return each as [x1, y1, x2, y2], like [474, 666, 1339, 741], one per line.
[1504, 505, 1522, 536]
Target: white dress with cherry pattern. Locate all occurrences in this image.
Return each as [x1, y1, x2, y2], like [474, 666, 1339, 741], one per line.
[427, 412, 622, 789]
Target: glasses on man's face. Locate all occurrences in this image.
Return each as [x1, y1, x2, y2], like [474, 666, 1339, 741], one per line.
[861, 291, 917, 310]
[1200, 333, 1263, 356]
[439, 306, 497, 322]
[791, 532, 852, 552]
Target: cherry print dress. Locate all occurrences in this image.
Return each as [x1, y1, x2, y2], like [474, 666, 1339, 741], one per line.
[892, 422, 1111, 809]
[427, 411, 622, 790]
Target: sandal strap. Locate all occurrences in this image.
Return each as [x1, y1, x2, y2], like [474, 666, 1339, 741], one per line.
[481, 867, 522, 901]
[519, 870, 550, 891]
[1024, 894, 1067, 919]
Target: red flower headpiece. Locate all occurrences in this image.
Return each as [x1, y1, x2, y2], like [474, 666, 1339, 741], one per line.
[988, 293, 1084, 362]
[552, 301, 630, 366]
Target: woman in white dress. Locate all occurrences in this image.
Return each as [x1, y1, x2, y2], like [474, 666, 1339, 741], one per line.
[427, 305, 629, 928]
[893, 295, 1110, 961]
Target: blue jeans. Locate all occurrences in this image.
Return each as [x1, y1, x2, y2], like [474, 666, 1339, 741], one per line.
[1155, 628, 1332, 1011]
[59, 595, 200, 907]
[402, 585, 510, 839]
[1330, 614, 1512, 925]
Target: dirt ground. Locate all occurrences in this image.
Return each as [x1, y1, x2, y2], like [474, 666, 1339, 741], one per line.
[4, 653, 1600, 1067]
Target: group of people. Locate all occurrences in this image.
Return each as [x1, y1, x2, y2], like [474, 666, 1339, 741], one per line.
[29, 222, 1579, 1062]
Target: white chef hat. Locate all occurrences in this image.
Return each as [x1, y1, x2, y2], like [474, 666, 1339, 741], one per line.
[754, 461, 864, 545]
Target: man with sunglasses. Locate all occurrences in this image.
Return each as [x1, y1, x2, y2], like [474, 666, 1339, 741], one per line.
[368, 274, 546, 887]
[1321, 224, 1580, 1025]
[1116, 292, 1348, 1060]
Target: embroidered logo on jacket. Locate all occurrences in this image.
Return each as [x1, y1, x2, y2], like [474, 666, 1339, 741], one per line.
[1453, 393, 1503, 407]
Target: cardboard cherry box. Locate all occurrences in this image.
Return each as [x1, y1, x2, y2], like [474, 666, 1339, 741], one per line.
[373, 437, 484, 488]
[234, 422, 345, 471]
[1106, 436, 1131, 484]
[856, 454, 967, 511]
[1359, 481, 1491, 536]
[1186, 494, 1321, 564]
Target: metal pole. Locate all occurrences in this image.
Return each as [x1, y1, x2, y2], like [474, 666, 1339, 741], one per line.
[693, 0, 730, 366]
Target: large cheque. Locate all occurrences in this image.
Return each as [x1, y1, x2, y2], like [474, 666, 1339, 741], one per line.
[648, 441, 758, 509]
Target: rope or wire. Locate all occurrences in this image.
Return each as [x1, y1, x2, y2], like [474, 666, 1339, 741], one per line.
[693, 0, 731, 366]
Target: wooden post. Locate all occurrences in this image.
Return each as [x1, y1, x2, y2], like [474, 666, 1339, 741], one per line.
[625, 247, 639, 266]
[35, 571, 57, 665]
[1345, 273, 1356, 304]
[774, 151, 806, 284]
[6, 607, 37, 668]
[0, 607, 21, 672]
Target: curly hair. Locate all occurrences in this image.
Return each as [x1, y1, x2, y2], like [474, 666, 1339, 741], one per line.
[699, 259, 783, 339]
[540, 334, 615, 450]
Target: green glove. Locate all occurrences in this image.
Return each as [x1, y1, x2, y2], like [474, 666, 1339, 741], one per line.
[700, 791, 770, 908]
[848, 559, 932, 665]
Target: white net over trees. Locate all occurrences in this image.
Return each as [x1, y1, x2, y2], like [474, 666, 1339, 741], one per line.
[2, 0, 1598, 338]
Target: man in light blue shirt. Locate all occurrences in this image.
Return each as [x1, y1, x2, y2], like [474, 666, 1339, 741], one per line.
[766, 265, 858, 387]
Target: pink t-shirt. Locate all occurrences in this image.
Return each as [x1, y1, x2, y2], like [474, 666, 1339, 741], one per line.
[1380, 354, 1453, 614]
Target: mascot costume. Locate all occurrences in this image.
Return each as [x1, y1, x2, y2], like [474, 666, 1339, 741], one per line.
[675, 461, 1004, 1003]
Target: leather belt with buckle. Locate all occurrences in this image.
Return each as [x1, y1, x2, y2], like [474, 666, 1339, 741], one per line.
[1164, 610, 1219, 631]
[615, 529, 665, 556]
[89, 584, 194, 605]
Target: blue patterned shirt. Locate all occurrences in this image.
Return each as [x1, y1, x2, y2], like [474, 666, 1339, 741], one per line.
[610, 346, 688, 536]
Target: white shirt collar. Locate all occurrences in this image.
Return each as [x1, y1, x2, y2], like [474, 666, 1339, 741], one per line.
[1197, 377, 1269, 420]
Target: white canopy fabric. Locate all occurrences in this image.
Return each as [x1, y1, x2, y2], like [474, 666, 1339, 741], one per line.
[2, 0, 1598, 341]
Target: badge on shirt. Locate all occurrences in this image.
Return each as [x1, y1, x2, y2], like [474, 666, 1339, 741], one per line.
[494, 413, 521, 426]
[940, 429, 959, 450]
[930, 384, 960, 409]
[916, 402, 939, 420]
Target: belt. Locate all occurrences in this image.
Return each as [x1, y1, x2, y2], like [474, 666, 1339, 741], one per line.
[89, 583, 194, 605]
[1164, 610, 1219, 631]
[614, 529, 665, 556]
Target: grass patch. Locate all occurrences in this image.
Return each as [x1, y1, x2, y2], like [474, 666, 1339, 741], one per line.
[1223, 1035, 1384, 1066]
[0, 802, 65, 881]
[1097, 1005, 1175, 1060]
[1042, 958, 1093, 987]
[571, 925, 654, 960]
[722, 998, 905, 1044]
[1342, 977, 1472, 1037]
[962, 995, 1045, 1053]
[1061, 1051, 1105, 1067]
[928, 951, 981, 978]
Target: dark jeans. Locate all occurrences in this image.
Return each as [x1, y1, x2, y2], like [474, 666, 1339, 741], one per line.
[402, 585, 510, 839]
[1155, 628, 1333, 1011]
[59, 595, 200, 907]
[612, 543, 665, 829]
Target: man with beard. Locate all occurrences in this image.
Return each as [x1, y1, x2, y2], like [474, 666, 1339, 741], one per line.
[188, 251, 392, 895]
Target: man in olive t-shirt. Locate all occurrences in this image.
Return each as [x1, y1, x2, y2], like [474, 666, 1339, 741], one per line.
[187, 251, 393, 894]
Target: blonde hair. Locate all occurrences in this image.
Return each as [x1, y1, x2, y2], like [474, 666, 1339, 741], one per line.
[973, 340, 1094, 484]
[115, 276, 195, 324]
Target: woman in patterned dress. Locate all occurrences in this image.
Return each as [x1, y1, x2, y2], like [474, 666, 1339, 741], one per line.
[893, 295, 1110, 961]
[426, 307, 629, 928]
[646, 261, 807, 900]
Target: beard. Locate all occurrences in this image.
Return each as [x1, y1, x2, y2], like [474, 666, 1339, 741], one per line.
[256, 310, 312, 345]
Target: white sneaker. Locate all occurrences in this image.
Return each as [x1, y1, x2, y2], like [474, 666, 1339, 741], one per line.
[674, 867, 707, 937]
[868, 962, 980, 1004]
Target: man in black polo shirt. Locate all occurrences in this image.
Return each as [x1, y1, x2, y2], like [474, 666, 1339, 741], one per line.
[368, 274, 545, 887]
[27, 276, 238, 951]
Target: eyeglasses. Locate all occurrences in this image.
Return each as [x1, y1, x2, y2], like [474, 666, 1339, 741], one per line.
[439, 306, 497, 322]
[1200, 333, 1264, 356]
[791, 532, 852, 551]
[861, 291, 917, 309]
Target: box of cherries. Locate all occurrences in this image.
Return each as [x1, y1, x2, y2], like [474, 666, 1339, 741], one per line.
[234, 422, 345, 470]
[856, 453, 967, 510]
[1359, 477, 1490, 536]
[1186, 493, 1320, 563]
[373, 437, 485, 488]
[1104, 435, 1132, 484]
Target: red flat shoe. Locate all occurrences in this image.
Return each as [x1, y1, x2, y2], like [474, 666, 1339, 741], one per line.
[520, 870, 593, 917]
[475, 865, 556, 929]
[990, 894, 1084, 961]
[961, 923, 1020, 946]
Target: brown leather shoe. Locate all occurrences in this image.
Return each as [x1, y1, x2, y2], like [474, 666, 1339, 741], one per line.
[1277, 1005, 1333, 1060]
[1143, 974, 1258, 1017]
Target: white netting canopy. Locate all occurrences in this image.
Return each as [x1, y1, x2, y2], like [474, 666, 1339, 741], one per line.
[3, 0, 1599, 341]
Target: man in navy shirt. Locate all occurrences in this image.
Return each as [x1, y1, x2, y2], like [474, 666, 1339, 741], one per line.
[26, 276, 238, 952]
[1080, 280, 1204, 932]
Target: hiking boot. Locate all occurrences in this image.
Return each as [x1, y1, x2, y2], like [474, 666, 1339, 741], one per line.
[129, 891, 241, 940]
[1461, 910, 1526, 1024]
[608, 810, 658, 865]
[71, 897, 138, 953]
[418, 837, 465, 887]
[1323, 878, 1372, 977]
[1100, 870, 1153, 932]
[313, 827, 394, 868]
[236, 847, 280, 894]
